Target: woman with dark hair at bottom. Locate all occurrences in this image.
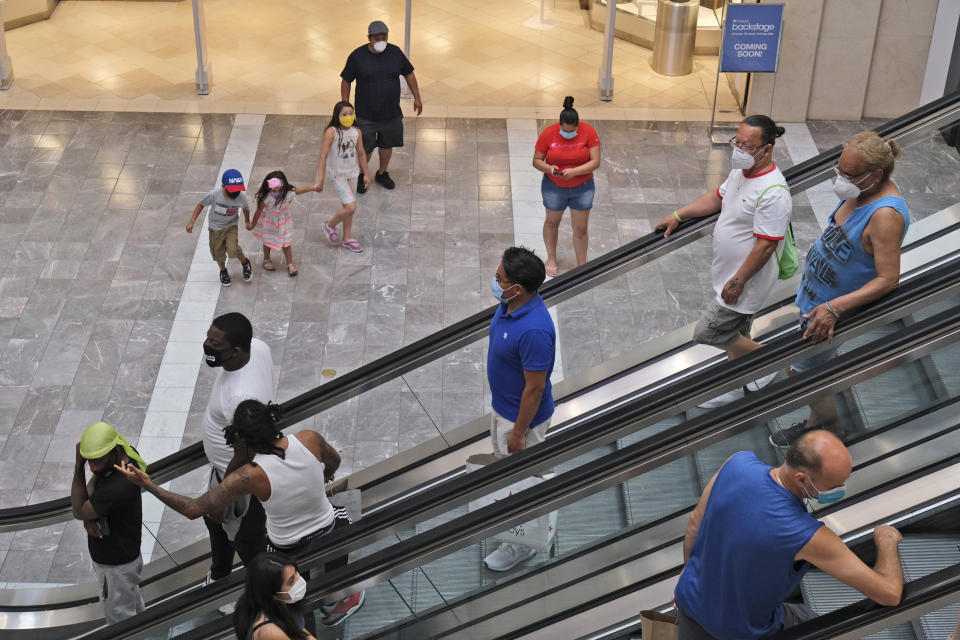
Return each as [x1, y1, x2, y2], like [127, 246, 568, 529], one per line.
[532, 96, 602, 276]
[234, 552, 314, 640]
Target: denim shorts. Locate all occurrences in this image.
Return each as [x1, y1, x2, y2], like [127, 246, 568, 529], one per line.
[541, 175, 595, 211]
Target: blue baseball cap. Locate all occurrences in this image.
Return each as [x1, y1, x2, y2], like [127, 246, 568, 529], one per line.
[222, 169, 245, 193]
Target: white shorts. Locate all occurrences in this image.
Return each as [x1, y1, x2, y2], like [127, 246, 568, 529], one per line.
[490, 411, 550, 458]
[329, 174, 356, 206]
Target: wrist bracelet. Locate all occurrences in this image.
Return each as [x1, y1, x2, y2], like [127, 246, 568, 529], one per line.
[673, 210, 684, 223]
[825, 300, 841, 319]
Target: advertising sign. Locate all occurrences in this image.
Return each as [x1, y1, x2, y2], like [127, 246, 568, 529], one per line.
[719, 3, 784, 73]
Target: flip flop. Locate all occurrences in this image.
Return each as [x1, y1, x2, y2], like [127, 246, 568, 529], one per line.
[323, 222, 340, 245]
[263, 258, 276, 271]
[341, 238, 363, 253]
[545, 264, 560, 277]
[287, 264, 298, 277]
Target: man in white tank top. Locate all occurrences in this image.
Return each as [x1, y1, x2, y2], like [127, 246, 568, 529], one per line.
[117, 400, 365, 629]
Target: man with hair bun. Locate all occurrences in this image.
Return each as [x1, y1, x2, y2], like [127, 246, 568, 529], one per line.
[656, 114, 793, 408]
[771, 131, 910, 447]
[674, 430, 903, 640]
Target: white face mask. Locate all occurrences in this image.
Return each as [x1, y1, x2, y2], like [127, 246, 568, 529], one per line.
[832, 172, 872, 200]
[372, 40, 387, 53]
[731, 146, 761, 171]
[277, 575, 307, 603]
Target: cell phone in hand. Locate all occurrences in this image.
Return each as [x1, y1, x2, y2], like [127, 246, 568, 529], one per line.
[552, 168, 564, 176]
[97, 518, 110, 537]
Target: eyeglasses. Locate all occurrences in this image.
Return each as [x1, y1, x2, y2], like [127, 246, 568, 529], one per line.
[728, 136, 763, 153]
[494, 272, 512, 286]
[833, 165, 870, 181]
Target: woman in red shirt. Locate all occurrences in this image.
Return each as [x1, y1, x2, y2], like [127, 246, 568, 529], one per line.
[533, 96, 602, 276]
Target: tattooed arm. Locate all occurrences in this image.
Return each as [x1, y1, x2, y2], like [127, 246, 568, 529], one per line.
[115, 461, 252, 522]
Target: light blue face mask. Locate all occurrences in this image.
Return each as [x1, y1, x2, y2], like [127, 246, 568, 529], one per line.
[490, 277, 518, 303]
[804, 477, 847, 506]
[559, 128, 578, 140]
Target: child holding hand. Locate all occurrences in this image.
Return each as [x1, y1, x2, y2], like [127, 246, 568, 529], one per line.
[247, 171, 315, 277]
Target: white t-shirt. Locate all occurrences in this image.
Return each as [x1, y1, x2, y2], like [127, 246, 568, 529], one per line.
[202, 338, 275, 476]
[712, 165, 792, 315]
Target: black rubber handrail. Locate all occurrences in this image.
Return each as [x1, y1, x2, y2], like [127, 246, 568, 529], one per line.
[5, 91, 959, 530]
[82, 266, 960, 639]
[769, 564, 960, 640]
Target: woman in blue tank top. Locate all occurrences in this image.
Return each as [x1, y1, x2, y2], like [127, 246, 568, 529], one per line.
[773, 131, 910, 448]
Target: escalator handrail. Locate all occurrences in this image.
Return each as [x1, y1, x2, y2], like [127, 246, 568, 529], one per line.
[82, 268, 960, 639]
[768, 563, 960, 640]
[5, 92, 960, 530]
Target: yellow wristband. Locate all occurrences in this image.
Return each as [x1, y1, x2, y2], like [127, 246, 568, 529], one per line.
[673, 211, 684, 223]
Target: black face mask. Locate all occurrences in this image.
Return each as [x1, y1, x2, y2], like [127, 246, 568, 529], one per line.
[92, 466, 114, 478]
[204, 343, 235, 368]
[225, 190, 241, 199]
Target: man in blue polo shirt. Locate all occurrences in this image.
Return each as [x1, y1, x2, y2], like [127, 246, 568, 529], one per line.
[484, 246, 556, 572]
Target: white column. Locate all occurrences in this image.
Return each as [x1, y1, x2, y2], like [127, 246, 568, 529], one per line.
[192, 0, 212, 95]
[598, 0, 617, 100]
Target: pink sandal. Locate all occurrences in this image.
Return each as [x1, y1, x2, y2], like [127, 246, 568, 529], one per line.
[341, 238, 363, 253]
[323, 222, 340, 245]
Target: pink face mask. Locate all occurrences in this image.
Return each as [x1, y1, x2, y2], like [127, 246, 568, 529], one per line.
[267, 177, 283, 189]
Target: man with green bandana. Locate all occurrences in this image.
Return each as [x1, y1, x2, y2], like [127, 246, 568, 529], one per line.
[72, 421, 148, 624]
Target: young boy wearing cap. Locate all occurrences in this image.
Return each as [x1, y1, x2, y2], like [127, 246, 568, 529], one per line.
[186, 169, 254, 286]
[71, 422, 148, 625]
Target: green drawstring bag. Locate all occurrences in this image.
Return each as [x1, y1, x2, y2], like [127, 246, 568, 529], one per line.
[777, 223, 799, 280]
[756, 183, 798, 280]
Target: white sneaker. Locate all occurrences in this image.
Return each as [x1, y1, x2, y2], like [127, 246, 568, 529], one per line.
[745, 371, 778, 393]
[204, 572, 236, 616]
[484, 542, 537, 571]
[697, 387, 745, 409]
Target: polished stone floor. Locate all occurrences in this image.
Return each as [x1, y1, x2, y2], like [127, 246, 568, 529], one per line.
[0, 108, 956, 587]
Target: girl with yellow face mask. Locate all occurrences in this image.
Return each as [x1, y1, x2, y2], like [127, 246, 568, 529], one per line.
[315, 101, 371, 253]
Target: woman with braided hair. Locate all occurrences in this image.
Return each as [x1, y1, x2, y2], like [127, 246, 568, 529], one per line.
[116, 400, 365, 628]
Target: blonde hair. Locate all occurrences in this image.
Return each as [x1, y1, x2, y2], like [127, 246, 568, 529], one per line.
[843, 131, 902, 181]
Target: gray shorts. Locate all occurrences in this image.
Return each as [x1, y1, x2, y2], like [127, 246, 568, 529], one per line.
[357, 116, 403, 155]
[93, 555, 145, 625]
[693, 301, 754, 347]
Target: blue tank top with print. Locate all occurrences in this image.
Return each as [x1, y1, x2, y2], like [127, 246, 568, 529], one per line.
[795, 196, 910, 314]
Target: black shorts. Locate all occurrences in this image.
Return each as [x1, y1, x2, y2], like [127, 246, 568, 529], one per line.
[357, 116, 404, 155]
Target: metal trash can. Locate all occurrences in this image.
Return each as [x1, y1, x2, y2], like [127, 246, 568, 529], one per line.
[650, 0, 698, 76]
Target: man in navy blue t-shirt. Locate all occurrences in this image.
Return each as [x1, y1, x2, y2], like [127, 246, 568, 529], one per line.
[483, 246, 556, 571]
[340, 21, 422, 193]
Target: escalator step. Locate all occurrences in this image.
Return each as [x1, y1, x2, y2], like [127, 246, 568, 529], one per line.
[898, 535, 960, 640]
[626, 456, 700, 526]
[801, 571, 917, 639]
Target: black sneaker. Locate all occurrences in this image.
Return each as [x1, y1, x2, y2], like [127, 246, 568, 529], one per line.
[219, 270, 231, 286]
[375, 171, 395, 189]
[769, 421, 809, 448]
[241, 259, 252, 282]
[356, 173, 367, 194]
